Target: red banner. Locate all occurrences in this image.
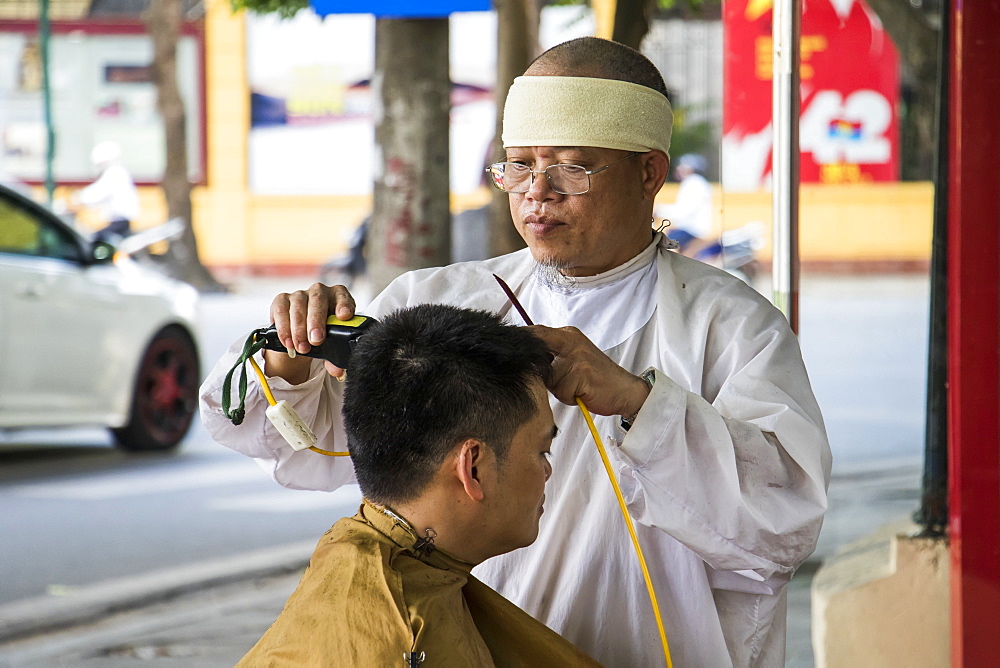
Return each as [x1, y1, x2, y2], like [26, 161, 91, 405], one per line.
[722, 0, 900, 189]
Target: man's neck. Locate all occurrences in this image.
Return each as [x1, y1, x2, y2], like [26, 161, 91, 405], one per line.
[391, 496, 486, 565]
[551, 230, 657, 279]
[533, 231, 660, 290]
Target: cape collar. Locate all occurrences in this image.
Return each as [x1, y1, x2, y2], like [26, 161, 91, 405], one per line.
[360, 499, 476, 575]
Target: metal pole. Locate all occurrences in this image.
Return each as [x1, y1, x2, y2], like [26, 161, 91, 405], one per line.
[770, 0, 800, 333]
[39, 0, 56, 204]
[914, 0, 949, 538]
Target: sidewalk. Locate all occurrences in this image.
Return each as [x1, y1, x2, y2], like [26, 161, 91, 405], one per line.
[0, 460, 922, 667]
[1, 272, 928, 665]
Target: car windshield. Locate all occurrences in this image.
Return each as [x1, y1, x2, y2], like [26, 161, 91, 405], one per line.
[0, 194, 81, 262]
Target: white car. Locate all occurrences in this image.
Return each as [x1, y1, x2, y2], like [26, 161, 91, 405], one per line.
[0, 184, 200, 451]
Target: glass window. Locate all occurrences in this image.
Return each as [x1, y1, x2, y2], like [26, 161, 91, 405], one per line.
[0, 197, 80, 261]
[0, 29, 204, 184]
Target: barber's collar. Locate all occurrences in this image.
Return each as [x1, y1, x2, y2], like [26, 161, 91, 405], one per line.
[515, 233, 663, 351]
[563, 232, 663, 289]
[525, 231, 663, 294]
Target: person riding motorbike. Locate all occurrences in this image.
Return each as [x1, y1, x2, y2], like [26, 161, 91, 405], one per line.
[71, 141, 140, 244]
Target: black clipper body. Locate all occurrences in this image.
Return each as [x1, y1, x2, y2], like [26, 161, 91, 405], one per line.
[260, 314, 378, 369]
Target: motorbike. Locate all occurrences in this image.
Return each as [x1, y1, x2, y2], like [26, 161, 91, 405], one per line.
[673, 221, 764, 285]
[319, 217, 368, 289]
[111, 217, 186, 257]
[317, 206, 491, 287]
[54, 197, 186, 264]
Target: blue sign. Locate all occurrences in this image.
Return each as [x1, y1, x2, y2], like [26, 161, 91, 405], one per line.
[310, 0, 490, 18]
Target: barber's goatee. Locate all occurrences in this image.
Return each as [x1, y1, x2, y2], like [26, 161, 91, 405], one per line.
[531, 259, 578, 295]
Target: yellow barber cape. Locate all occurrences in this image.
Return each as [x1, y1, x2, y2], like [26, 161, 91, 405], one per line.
[238, 500, 600, 667]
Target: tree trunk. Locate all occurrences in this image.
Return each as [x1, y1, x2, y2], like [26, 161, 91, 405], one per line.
[145, 0, 225, 292]
[368, 18, 452, 294]
[864, 0, 939, 181]
[611, 0, 658, 50]
[489, 0, 539, 258]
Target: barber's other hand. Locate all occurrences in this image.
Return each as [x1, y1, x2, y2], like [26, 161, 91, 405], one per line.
[528, 325, 651, 419]
[265, 283, 356, 382]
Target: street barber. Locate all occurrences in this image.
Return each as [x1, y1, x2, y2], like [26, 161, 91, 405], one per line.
[237, 305, 597, 666]
[201, 37, 831, 666]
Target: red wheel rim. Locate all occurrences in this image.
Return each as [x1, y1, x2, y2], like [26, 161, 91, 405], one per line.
[134, 335, 198, 445]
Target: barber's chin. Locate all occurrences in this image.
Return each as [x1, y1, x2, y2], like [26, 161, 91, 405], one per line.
[527, 246, 569, 270]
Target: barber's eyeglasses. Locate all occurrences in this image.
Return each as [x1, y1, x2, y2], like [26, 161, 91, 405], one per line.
[485, 151, 641, 195]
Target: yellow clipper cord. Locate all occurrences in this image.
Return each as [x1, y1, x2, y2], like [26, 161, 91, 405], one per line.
[248, 355, 278, 406]
[247, 355, 350, 458]
[575, 397, 673, 668]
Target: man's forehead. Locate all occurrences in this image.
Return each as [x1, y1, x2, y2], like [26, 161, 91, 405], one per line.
[529, 378, 553, 407]
[505, 146, 609, 157]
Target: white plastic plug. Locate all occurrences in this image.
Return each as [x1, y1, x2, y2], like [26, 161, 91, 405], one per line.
[265, 400, 317, 451]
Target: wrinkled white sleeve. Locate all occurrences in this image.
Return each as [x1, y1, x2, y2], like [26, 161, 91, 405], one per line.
[613, 292, 832, 582]
[198, 339, 356, 491]
[198, 275, 424, 492]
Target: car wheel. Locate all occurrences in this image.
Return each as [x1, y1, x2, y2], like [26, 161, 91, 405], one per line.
[112, 326, 200, 452]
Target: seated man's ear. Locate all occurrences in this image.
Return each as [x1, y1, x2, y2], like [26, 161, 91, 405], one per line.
[455, 439, 487, 502]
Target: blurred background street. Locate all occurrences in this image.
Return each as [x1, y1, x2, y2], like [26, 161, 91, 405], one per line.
[1, 0, 955, 661]
[0, 271, 928, 666]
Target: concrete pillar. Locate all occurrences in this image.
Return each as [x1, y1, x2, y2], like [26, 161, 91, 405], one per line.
[812, 520, 949, 667]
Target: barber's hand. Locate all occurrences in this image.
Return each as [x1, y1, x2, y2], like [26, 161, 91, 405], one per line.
[264, 283, 356, 383]
[528, 325, 651, 419]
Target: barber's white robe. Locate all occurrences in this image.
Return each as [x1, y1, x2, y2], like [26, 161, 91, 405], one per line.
[200, 235, 831, 667]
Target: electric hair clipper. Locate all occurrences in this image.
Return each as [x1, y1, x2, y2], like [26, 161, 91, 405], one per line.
[259, 314, 378, 369]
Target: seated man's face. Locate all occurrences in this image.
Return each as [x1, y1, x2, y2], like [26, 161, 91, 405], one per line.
[485, 380, 556, 556]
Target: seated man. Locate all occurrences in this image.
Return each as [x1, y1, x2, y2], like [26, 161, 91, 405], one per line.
[237, 304, 598, 666]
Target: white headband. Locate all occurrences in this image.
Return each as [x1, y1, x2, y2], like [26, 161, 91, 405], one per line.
[502, 75, 673, 154]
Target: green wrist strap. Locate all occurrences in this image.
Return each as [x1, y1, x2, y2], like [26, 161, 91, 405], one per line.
[221, 328, 269, 426]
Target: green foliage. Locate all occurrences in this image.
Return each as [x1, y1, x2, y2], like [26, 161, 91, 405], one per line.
[669, 104, 718, 178]
[670, 119, 715, 160]
[656, 0, 717, 15]
[546, 0, 711, 10]
[230, 0, 310, 19]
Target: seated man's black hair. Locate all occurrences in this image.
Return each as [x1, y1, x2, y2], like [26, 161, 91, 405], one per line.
[343, 304, 553, 505]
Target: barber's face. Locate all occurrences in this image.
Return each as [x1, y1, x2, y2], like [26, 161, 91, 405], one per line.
[506, 146, 661, 276]
[485, 380, 555, 556]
